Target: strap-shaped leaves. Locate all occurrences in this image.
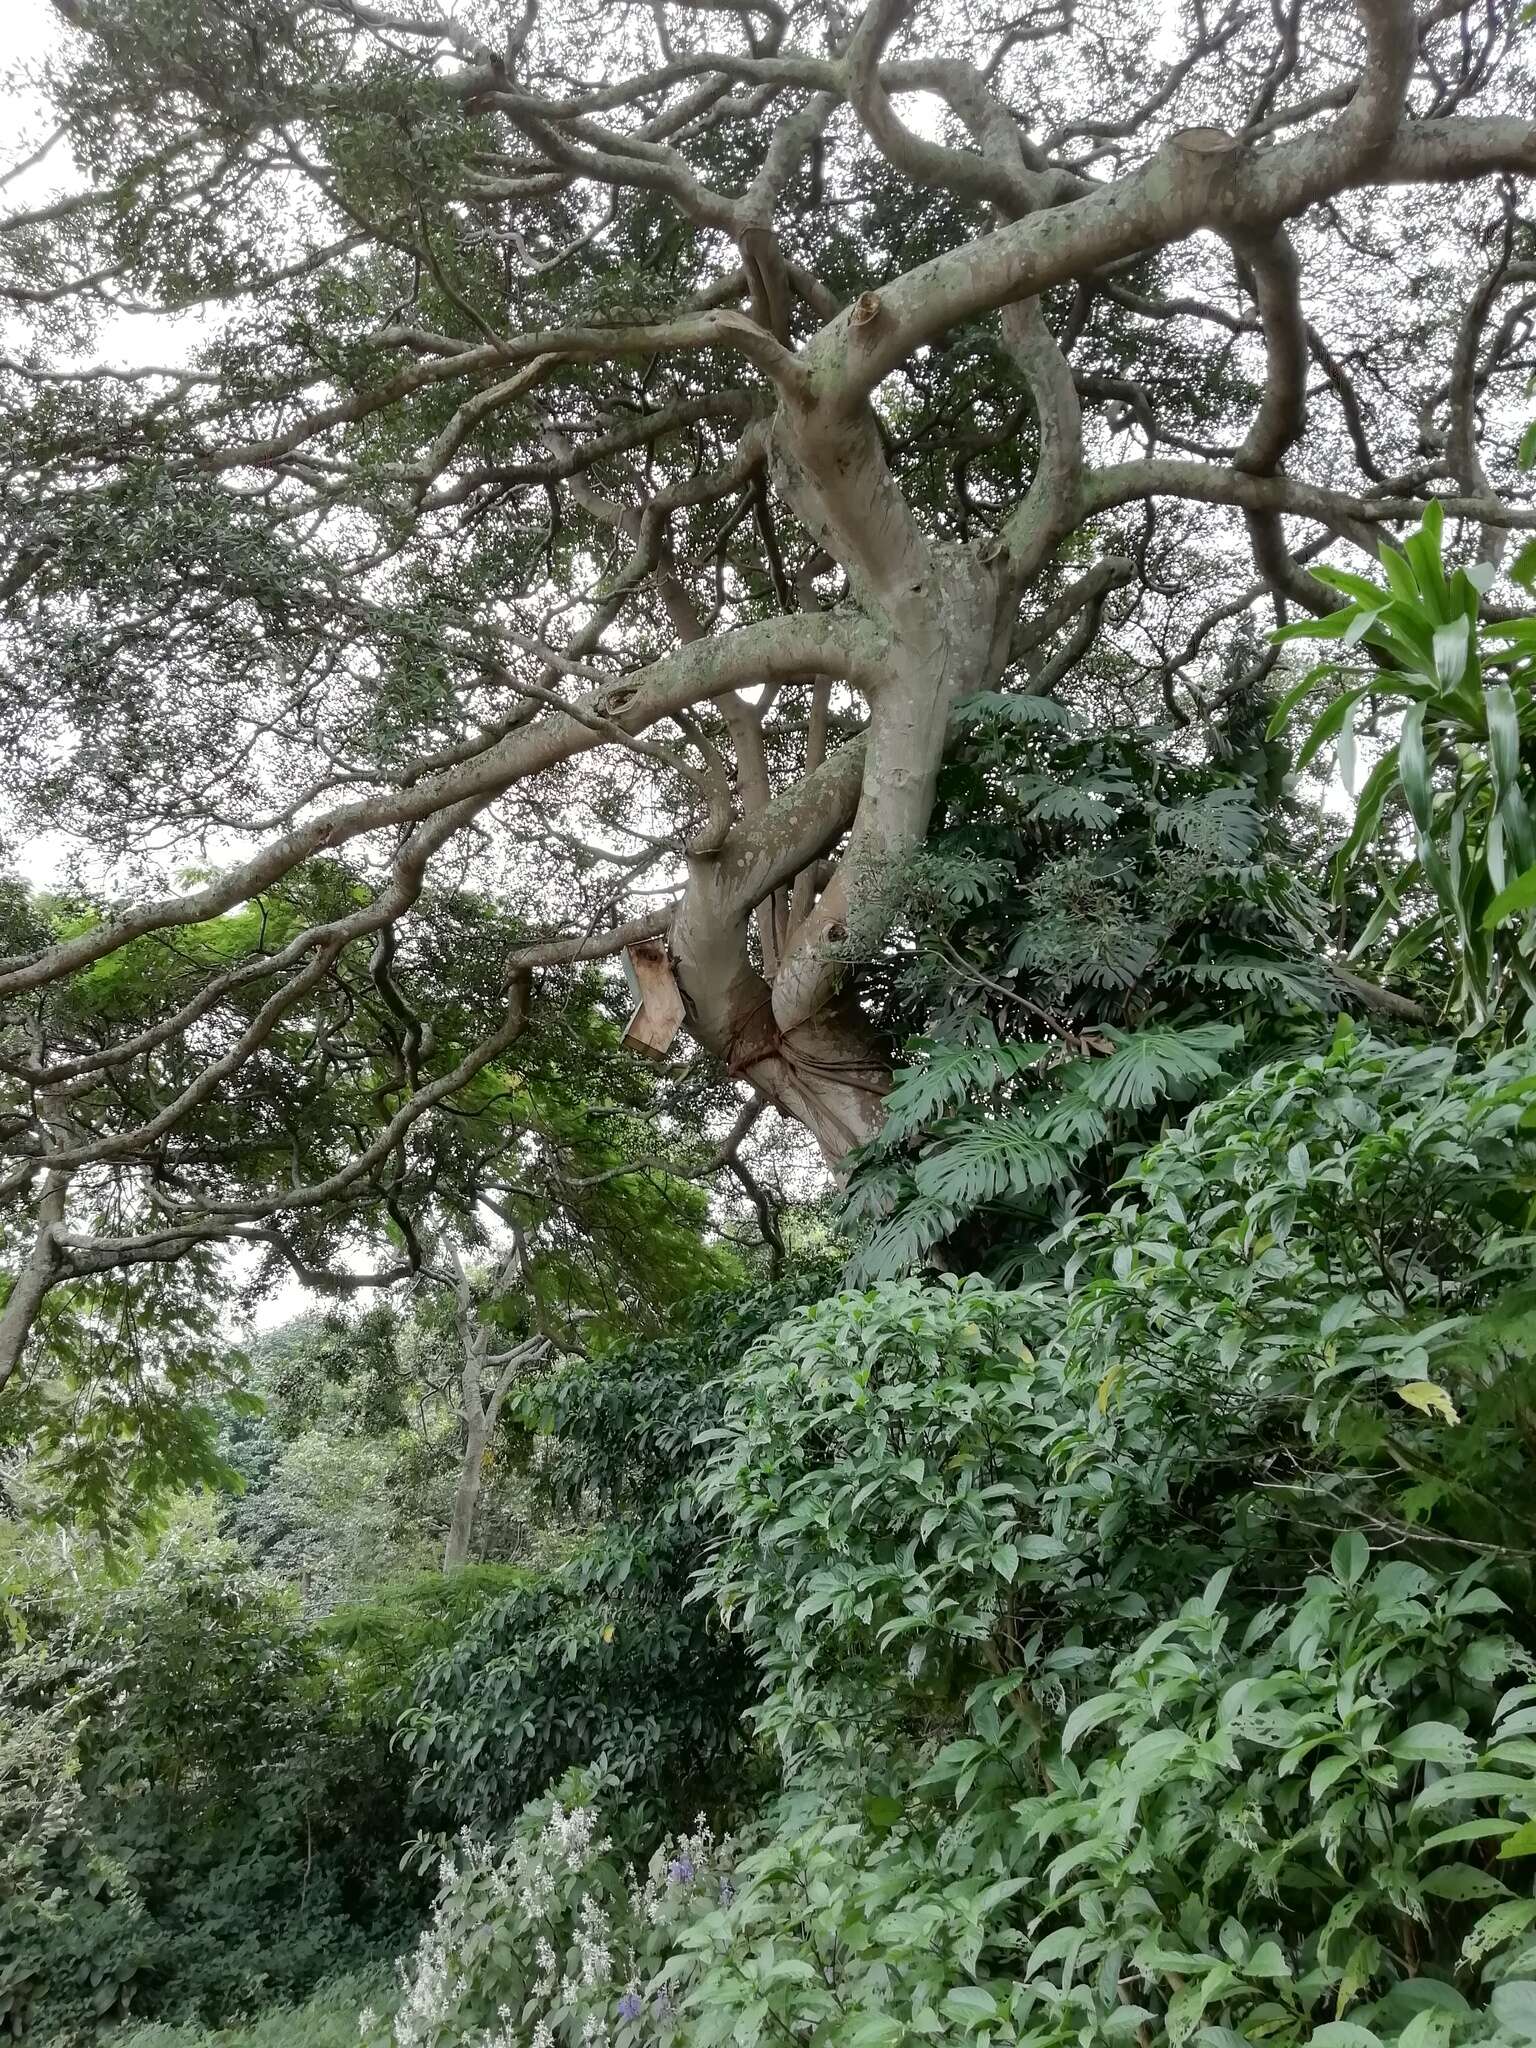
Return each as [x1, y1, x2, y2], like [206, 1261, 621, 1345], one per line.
[1269, 512, 1536, 1037]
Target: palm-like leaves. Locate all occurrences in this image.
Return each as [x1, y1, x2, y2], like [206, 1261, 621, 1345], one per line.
[1269, 503, 1536, 1035]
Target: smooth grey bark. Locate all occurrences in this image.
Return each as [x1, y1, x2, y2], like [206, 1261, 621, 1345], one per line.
[441, 1241, 547, 1572]
[0, 1171, 67, 1395]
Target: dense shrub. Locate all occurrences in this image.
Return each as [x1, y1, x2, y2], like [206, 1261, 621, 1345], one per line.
[1062, 1025, 1536, 1577]
[396, 1035, 1536, 2047]
[108, 1969, 395, 2048]
[398, 1525, 753, 1844]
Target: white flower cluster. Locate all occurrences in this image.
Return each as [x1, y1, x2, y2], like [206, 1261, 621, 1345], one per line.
[544, 1799, 604, 1871]
[576, 1891, 613, 1987]
[391, 1917, 454, 2048]
[386, 1792, 735, 2048]
[476, 2001, 518, 2048]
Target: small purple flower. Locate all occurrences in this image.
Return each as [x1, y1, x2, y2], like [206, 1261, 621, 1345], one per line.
[667, 1855, 695, 1885]
[719, 1879, 735, 1906]
[617, 1992, 643, 2022]
[653, 1991, 673, 2020]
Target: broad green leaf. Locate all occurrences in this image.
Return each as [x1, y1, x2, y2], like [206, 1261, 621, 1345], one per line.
[1331, 1531, 1369, 1585]
[1392, 1722, 1475, 1766]
[1483, 861, 1536, 931]
[1432, 616, 1470, 690]
[1493, 1983, 1536, 2042]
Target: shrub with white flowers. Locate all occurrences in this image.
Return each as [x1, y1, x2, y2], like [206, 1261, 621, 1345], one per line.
[371, 1770, 737, 2048]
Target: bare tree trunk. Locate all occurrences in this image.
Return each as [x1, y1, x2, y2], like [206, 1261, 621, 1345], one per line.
[0, 1172, 67, 1395]
[443, 1414, 486, 1571]
[441, 1240, 547, 1571]
[670, 547, 1005, 1165]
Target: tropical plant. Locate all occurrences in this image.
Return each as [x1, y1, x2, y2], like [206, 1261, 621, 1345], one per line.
[840, 693, 1338, 1279]
[1271, 505, 1536, 1035]
[843, 1017, 1251, 1281]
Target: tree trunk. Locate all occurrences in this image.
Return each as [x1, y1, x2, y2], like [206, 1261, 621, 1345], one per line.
[669, 547, 1004, 1166]
[717, 979, 891, 1163]
[443, 1417, 485, 1571]
[0, 1172, 67, 1396]
[670, 864, 891, 1164]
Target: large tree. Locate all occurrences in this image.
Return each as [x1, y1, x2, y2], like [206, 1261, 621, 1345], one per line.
[1, 0, 1534, 1378]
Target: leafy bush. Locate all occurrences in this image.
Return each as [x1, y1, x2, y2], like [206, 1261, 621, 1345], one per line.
[1063, 1024, 1536, 1574]
[696, 1274, 1095, 1762]
[319, 1564, 534, 1732]
[378, 1548, 1536, 2047]
[651, 1549, 1536, 2048]
[398, 1527, 752, 1846]
[302, 1035, 1536, 2047]
[107, 1968, 394, 2047]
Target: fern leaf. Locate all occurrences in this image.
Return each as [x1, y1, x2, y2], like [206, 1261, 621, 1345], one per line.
[845, 1197, 959, 1283]
[955, 690, 1076, 729]
[1154, 789, 1264, 862]
[1184, 955, 1329, 1006]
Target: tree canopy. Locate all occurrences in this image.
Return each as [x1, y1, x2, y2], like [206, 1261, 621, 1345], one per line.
[2, 0, 1535, 1384]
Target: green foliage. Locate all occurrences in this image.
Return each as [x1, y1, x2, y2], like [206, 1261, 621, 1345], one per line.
[384, 1553, 1536, 2048]
[510, 1278, 837, 1526]
[648, 1553, 1536, 2048]
[678, 1037, 1536, 2043]
[1271, 505, 1536, 1035]
[0, 1239, 242, 1546]
[397, 1281, 830, 1840]
[319, 1565, 534, 1731]
[845, 1017, 1247, 1281]
[845, 692, 1335, 1279]
[696, 1276, 1080, 1760]
[399, 1496, 749, 1847]
[216, 1310, 542, 1605]
[107, 1969, 395, 2048]
[254, 1030, 1536, 2048]
[0, 1544, 420, 2042]
[1065, 1025, 1536, 1570]
[398, 1285, 841, 1849]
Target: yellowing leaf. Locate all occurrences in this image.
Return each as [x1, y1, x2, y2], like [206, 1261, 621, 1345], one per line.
[1398, 1380, 1460, 1425]
[601, 1624, 616, 1643]
[1097, 1364, 1125, 1416]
